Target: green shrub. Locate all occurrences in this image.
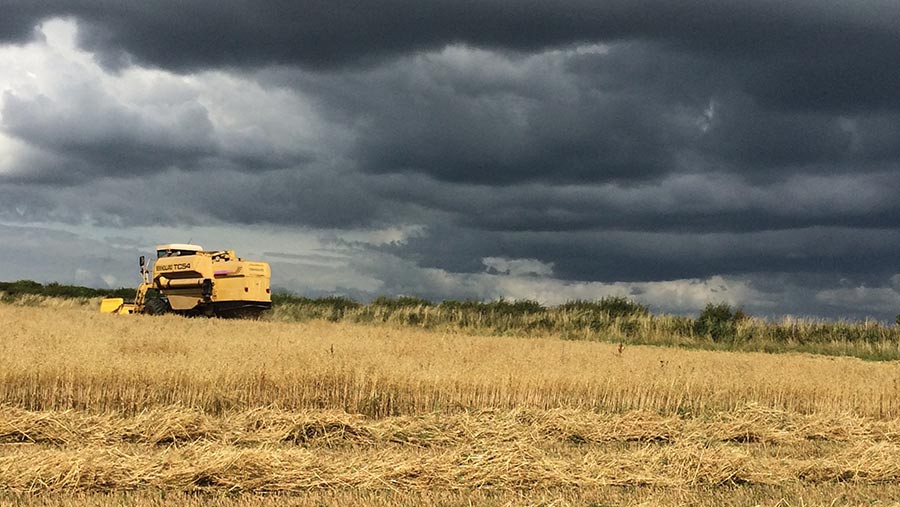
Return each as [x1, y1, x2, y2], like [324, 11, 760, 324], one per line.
[0, 279, 135, 300]
[560, 296, 648, 318]
[0, 280, 43, 294]
[439, 298, 545, 316]
[694, 303, 748, 342]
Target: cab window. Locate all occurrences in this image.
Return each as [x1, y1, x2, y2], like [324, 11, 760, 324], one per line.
[157, 249, 196, 258]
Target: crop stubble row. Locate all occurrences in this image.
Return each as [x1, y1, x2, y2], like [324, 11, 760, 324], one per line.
[3, 405, 900, 493]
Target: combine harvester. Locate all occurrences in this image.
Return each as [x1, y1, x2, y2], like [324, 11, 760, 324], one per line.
[100, 243, 271, 318]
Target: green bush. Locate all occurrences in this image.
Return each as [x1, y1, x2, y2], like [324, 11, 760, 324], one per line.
[273, 293, 361, 311]
[559, 296, 649, 318]
[439, 298, 545, 316]
[0, 280, 43, 294]
[0, 279, 134, 300]
[694, 303, 748, 342]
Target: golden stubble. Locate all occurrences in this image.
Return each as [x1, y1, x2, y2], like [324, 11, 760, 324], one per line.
[3, 304, 900, 505]
[1, 305, 899, 417]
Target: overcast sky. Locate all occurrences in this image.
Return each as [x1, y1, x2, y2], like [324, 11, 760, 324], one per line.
[2, 1, 900, 319]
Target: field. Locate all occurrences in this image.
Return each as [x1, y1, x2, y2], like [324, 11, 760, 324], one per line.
[7, 281, 900, 361]
[3, 302, 900, 506]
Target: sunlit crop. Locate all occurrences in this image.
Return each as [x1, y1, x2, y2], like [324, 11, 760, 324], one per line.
[2, 303, 899, 506]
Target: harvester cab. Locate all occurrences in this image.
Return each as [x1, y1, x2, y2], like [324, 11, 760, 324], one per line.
[100, 244, 271, 318]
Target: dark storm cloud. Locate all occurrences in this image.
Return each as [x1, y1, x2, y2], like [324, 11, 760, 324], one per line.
[270, 46, 694, 186]
[351, 73, 681, 185]
[0, 3, 46, 44]
[384, 224, 900, 285]
[699, 99, 900, 173]
[188, 168, 412, 229]
[279, 39, 900, 188]
[1, 90, 217, 182]
[0, 83, 314, 184]
[3, 1, 898, 185]
[366, 171, 900, 234]
[0, 166, 415, 229]
[0, 1, 897, 83]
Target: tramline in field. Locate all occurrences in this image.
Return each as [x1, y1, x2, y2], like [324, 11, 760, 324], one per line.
[99, 243, 271, 318]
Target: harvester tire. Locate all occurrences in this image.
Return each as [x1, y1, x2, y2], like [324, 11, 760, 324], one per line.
[144, 297, 169, 316]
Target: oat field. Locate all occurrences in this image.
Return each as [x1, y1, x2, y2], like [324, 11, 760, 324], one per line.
[2, 303, 900, 506]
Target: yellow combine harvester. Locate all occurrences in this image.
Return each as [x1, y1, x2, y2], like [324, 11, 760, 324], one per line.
[100, 243, 271, 318]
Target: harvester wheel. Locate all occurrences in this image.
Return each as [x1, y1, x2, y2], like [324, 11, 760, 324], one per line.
[143, 297, 169, 315]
